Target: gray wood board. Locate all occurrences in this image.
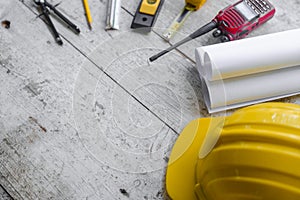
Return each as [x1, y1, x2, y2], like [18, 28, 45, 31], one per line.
[1, 0, 300, 199]
[21, 0, 208, 131]
[0, 1, 177, 199]
[0, 185, 12, 200]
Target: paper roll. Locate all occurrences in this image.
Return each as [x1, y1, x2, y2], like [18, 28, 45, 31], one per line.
[195, 28, 300, 113]
[202, 66, 300, 113]
[196, 29, 300, 81]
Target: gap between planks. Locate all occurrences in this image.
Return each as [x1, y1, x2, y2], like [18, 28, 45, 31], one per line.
[16, 0, 192, 136]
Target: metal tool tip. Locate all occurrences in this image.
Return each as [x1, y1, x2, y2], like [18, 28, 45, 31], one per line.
[56, 37, 63, 45]
[147, 58, 150, 66]
[149, 55, 157, 62]
[162, 32, 171, 42]
[149, 49, 169, 62]
[88, 24, 92, 30]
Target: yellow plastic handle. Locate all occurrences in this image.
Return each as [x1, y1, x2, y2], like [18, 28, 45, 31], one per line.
[185, 0, 206, 10]
[139, 0, 161, 15]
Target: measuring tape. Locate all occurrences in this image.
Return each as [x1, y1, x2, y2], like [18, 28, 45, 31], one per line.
[163, 0, 206, 41]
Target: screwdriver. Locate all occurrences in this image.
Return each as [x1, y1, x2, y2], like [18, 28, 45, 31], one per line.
[149, 20, 217, 62]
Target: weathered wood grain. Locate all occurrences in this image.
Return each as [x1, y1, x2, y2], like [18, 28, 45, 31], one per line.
[20, 0, 207, 130]
[86, 31, 206, 131]
[0, 185, 12, 200]
[0, 1, 178, 199]
[1, 0, 300, 199]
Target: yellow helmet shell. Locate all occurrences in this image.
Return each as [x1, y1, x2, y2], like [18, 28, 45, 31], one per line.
[166, 103, 300, 200]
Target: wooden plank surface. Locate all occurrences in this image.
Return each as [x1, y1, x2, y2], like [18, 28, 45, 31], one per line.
[1, 0, 300, 199]
[0, 185, 12, 200]
[0, 1, 176, 199]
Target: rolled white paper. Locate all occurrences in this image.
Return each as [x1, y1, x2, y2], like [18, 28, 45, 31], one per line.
[196, 29, 300, 81]
[202, 66, 300, 113]
[195, 29, 300, 113]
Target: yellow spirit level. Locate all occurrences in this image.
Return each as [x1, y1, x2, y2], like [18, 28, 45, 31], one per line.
[163, 0, 206, 41]
[131, 0, 164, 31]
[186, 0, 206, 10]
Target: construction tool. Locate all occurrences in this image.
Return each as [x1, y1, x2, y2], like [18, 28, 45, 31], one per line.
[149, 0, 275, 62]
[163, 0, 206, 41]
[34, 0, 80, 45]
[131, 0, 164, 31]
[106, 0, 121, 30]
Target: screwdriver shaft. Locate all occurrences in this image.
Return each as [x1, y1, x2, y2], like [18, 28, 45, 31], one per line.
[149, 20, 217, 62]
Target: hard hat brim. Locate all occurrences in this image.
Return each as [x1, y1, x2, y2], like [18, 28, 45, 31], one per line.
[166, 118, 213, 200]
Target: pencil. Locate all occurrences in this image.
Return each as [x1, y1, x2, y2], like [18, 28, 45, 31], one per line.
[83, 0, 92, 29]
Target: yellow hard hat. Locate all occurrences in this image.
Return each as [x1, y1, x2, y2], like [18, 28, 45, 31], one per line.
[166, 103, 300, 200]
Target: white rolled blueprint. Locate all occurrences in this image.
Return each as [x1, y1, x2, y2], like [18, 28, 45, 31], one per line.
[196, 28, 300, 81]
[195, 29, 300, 113]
